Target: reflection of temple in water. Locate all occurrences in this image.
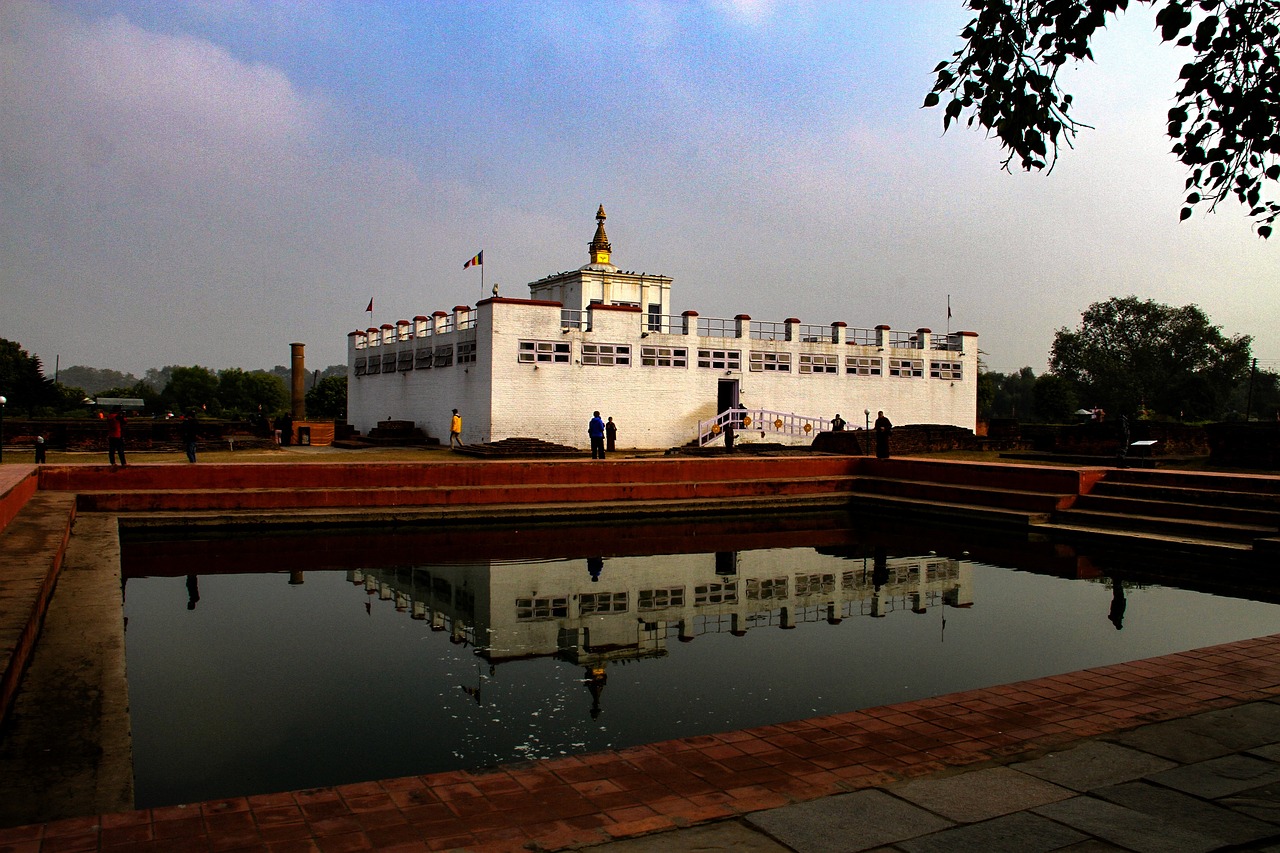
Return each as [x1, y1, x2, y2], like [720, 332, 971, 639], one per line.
[347, 548, 972, 673]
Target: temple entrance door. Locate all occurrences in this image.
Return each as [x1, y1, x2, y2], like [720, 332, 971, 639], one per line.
[717, 379, 738, 415]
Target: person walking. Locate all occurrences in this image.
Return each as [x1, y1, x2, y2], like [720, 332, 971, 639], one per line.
[605, 416, 617, 452]
[180, 411, 200, 463]
[874, 410, 892, 459]
[106, 408, 127, 468]
[589, 411, 606, 459]
[450, 409, 463, 448]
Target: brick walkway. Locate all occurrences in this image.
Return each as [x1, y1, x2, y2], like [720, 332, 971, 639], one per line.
[2, 632, 1278, 852]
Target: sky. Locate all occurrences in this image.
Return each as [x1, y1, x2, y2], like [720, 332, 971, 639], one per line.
[1, 0, 1276, 378]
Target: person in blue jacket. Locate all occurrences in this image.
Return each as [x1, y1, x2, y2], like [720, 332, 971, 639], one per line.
[588, 411, 606, 459]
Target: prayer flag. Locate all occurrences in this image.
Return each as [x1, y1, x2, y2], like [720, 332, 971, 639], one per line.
[464, 250, 483, 269]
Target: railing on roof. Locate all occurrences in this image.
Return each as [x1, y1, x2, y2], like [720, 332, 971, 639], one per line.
[847, 327, 878, 346]
[930, 333, 961, 351]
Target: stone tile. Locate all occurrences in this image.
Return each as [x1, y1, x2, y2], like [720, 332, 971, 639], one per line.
[1110, 702, 1280, 763]
[746, 790, 953, 853]
[1147, 754, 1280, 800]
[1032, 796, 1221, 853]
[1091, 780, 1275, 846]
[1012, 742, 1176, 792]
[1216, 780, 1280, 824]
[890, 766, 1074, 823]
[582, 821, 790, 851]
[1247, 742, 1280, 762]
[895, 811, 1087, 853]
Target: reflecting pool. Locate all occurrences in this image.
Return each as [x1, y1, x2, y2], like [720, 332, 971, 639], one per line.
[121, 515, 1280, 808]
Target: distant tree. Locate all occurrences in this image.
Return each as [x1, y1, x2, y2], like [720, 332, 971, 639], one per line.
[96, 381, 162, 412]
[1049, 296, 1252, 419]
[163, 366, 221, 415]
[142, 366, 177, 394]
[57, 366, 141, 396]
[1227, 361, 1280, 419]
[977, 369, 997, 418]
[927, 0, 1280, 237]
[1033, 373, 1081, 421]
[218, 369, 288, 417]
[990, 367, 1040, 419]
[305, 375, 347, 420]
[0, 338, 55, 416]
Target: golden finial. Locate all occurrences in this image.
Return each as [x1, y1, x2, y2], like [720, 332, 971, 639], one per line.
[589, 204, 611, 266]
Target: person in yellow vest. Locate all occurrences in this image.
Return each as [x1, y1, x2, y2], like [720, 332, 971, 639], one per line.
[450, 409, 463, 448]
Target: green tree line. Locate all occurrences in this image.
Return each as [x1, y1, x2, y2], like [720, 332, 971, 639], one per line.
[0, 339, 347, 420]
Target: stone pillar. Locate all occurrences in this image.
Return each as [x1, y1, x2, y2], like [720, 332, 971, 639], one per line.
[290, 342, 306, 419]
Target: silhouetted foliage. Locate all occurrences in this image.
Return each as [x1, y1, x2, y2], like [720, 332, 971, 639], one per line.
[163, 366, 221, 415]
[1033, 373, 1081, 421]
[217, 369, 288, 417]
[927, 0, 1280, 237]
[0, 338, 56, 416]
[305, 375, 347, 419]
[56, 366, 141, 396]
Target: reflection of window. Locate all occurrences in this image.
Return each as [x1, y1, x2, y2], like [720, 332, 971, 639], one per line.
[638, 587, 685, 611]
[518, 340, 570, 363]
[516, 596, 568, 620]
[930, 360, 961, 380]
[841, 570, 859, 591]
[746, 577, 788, 600]
[889, 358, 923, 378]
[433, 345, 453, 368]
[749, 351, 791, 372]
[694, 580, 737, 605]
[580, 592, 628, 615]
[845, 356, 881, 376]
[458, 341, 477, 364]
[697, 349, 741, 370]
[794, 573, 836, 595]
[799, 353, 838, 374]
[582, 343, 631, 366]
[641, 346, 687, 367]
[354, 357, 367, 376]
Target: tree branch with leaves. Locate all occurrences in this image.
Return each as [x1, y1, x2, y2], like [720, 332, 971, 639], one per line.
[926, 0, 1280, 237]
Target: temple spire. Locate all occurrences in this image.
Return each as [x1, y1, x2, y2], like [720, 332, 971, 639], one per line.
[589, 204, 611, 266]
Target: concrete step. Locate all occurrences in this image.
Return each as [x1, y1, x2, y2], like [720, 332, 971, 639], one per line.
[1034, 522, 1255, 560]
[1073, 493, 1280, 527]
[1102, 468, 1280, 496]
[0, 492, 77, 723]
[1089, 480, 1280, 511]
[1052, 508, 1275, 543]
[846, 492, 1051, 530]
[79, 475, 863, 513]
[851, 477, 1075, 513]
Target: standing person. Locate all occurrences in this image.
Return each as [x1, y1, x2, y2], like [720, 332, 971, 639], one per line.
[279, 412, 293, 446]
[106, 408, 127, 467]
[831, 413, 846, 431]
[33, 435, 46, 464]
[873, 410, 892, 459]
[180, 411, 200, 463]
[605, 416, 617, 452]
[588, 411, 606, 459]
[450, 409, 463, 448]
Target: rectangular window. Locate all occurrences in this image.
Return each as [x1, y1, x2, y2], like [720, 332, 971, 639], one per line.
[749, 351, 791, 372]
[457, 340, 477, 364]
[647, 303, 662, 331]
[889, 358, 923, 378]
[845, 356, 882, 376]
[415, 348, 432, 369]
[638, 587, 685, 611]
[746, 577, 788, 600]
[580, 592, 628, 615]
[641, 345, 687, 367]
[434, 345, 453, 368]
[581, 343, 632, 366]
[518, 340, 571, 363]
[366, 357, 380, 375]
[930, 360, 962, 380]
[381, 354, 397, 375]
[694, 580, 737, 605]
[697, 349, 741, 370]
[354, 357, 367, 376]
[397, 350, 413, 372]
[799, 353, 838, 374]
[516, 596, 568, 621]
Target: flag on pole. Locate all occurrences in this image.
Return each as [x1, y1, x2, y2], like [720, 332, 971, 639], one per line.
[947, 295, 952, 320]
[463, 250, 483, 269]
[365, 298, 374, 314]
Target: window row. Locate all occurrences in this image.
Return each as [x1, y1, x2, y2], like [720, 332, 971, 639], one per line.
[354, 342, 473, 375]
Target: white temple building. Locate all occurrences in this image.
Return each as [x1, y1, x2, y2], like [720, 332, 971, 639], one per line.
[346, 207, 979, 449]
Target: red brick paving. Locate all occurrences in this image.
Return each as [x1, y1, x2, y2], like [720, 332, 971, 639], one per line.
[3, 632, 1279, 852]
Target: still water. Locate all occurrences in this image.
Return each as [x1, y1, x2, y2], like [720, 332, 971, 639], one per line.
[121, 515, 1280, 808]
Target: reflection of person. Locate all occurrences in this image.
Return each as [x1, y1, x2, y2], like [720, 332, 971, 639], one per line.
[186, 574, 200, 610]
[1108, 582, 1126, 630]
[585, 665, 607, 720]
[831, 414, 846, 431]
[450, 409, 463, 448]
[106, 408, 127, 467]
[874, 411, 892, 459]
[180, 412, 199, 463]
[605, 417, 617, 452]
[872, 547, 889, 591]
[589, 411, 606, 459]
[587, 556, 604, 582]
